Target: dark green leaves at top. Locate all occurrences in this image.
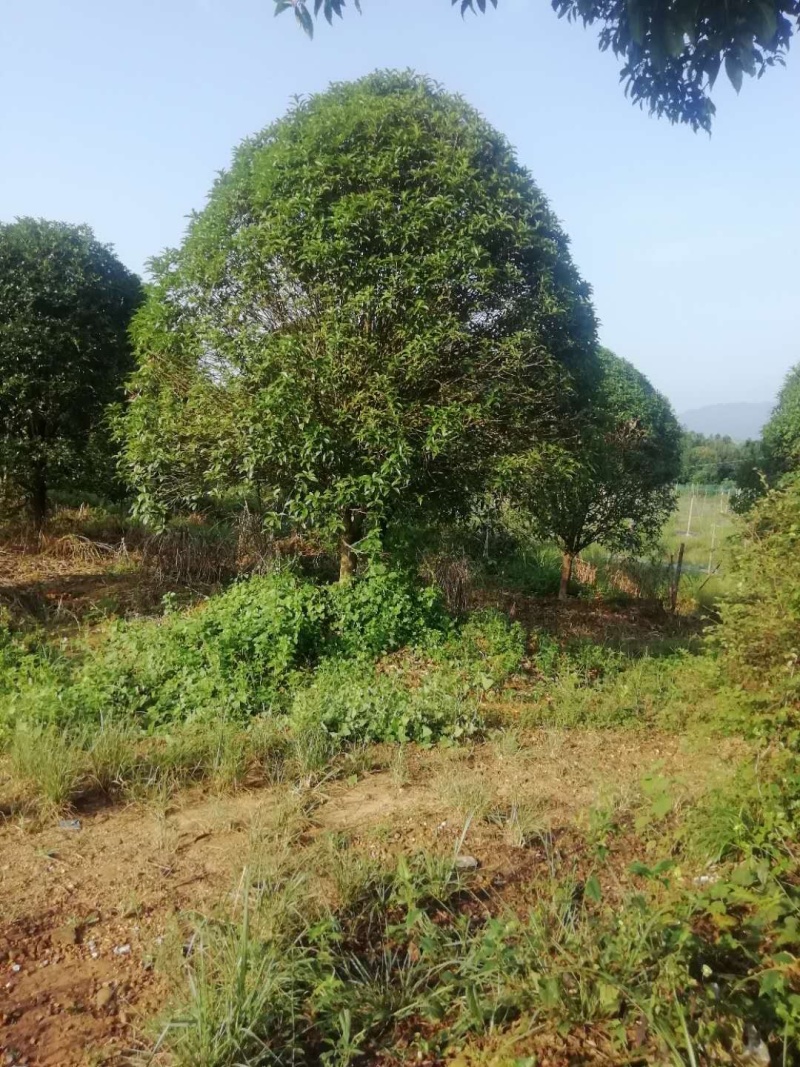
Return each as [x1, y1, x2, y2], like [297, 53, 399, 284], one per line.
[273, 0, 800, 132]
[725, 52, 745, 92]
[0, 219, 142, 522]
[453, 0, 499, 15]
[282, 0, 361, 37]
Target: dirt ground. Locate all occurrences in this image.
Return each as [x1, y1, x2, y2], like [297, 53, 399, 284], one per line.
[0, 728, 747, 1067]
[0, 535, 742, 1065]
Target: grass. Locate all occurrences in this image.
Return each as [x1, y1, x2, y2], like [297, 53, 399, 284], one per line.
[144, 741, 799, 1067]
[3, 492, 800, 1065]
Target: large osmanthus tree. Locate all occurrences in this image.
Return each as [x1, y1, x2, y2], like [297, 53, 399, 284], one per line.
[515, 348, 681, 598]
[122, 71, 598, 580]
[276, 0, 799, 132]
[0, 219, 142, 527]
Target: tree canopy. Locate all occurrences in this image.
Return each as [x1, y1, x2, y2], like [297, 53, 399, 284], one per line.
[762, 363, 800, 477]
[276, 0, 799, 132]
[123, 71, 598, 578]
[0, 218, 142, 526]
[515, 347, 681, 596]
[733, 363, 800, 507]
[679, 430, 744, 484]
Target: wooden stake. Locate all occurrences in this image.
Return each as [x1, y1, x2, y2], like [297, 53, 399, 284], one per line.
[670, 542, 685, 613]
[708, 523, 716, 575]
[686, 496, 695, 537]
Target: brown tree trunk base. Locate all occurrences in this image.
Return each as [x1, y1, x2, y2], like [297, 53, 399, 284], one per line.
[30, 470, 48, 534]
[338, 507, 364, 583]
[558, 551, 573, 601]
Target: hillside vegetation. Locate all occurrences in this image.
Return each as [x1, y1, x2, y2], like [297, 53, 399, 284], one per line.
[1, 71, 799, 1067]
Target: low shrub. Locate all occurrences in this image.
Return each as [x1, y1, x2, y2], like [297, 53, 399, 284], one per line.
[290, 658, 483, 760]
[328, 564, 447, 658]
[1, 568, 460, 745]
[440, 609, 526, 684]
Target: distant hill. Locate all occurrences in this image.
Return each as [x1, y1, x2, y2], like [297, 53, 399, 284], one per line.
[679, 402, 773, 441]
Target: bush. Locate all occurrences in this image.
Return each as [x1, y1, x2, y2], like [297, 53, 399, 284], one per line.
[1, 567, 458, 742]
[290, 658, 483, 757]
[328, 565, 447, 658]
[709, 474, 800, 747]
[1, 572, 331, 735]
[442, 609, 526, 683]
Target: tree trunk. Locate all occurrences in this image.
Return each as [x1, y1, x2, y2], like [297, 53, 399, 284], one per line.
[338, 508, 364, 583]
[30, 467, 48, 533]
[558, 551, 573, 601]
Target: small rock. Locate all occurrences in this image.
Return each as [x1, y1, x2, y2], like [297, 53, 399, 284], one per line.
[10, 963, 21, 973]
[94, 986, 115, 1012]
[743, 1024, 771, 1067]
[113, 944, 131, 956]
[454, 855, 479, 870]
[51, 924, 81, 947]
[633, 1014, 648, 1046]
[58, 819, 81, 832]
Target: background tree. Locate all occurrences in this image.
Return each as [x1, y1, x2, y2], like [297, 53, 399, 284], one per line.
[516, 348, 681, 598]
[733, 362, 800, 508]
[277, 0, 799, 132]
[761, 363, 800, 477]
[123, 71, 598, 580]
[0, 219, 142, 527]
[678, 430, 744, 485]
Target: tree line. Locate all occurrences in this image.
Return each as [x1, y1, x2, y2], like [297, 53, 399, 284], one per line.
[2, 72, 687, 595]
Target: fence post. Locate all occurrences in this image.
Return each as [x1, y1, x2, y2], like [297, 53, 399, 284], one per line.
[708, 524, 716, 575]
[670, 542, 685, 613]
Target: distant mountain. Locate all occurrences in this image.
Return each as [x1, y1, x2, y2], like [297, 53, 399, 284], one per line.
[679, 402, 774, 441]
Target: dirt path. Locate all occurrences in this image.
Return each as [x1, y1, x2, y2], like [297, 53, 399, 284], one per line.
[0, 728, 748, 1067]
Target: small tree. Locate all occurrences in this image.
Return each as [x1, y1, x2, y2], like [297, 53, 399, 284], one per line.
[519, 349, 681, 598]
[0, 219, 141, 526]
[123, 71, 597, 579]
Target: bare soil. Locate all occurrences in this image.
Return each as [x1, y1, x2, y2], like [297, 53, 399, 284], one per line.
[0, 730, 747, 1066]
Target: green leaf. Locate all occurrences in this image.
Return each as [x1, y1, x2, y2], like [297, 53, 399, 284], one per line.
[295, 3, 315, 37]
[725, 52, 744, 93]
[585, 873, 602, 902]
[626, 0, 646, 46]
[664, 18, 685, 58]
[652, 792, 672, 819]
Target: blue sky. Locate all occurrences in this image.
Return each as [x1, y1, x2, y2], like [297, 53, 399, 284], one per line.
[2, 0, 798, 413]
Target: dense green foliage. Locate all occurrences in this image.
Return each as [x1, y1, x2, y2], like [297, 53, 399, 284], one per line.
[516, 348, 681, 596]
[716, 473, 800, 737]
[761, 363, 800, 477]
[0, 219, 141, 524]
[733, 363, 800, 507]
[3, 68, 800, 1067]
[679, 430, 744, 484]
[0, 568, 528, 753]
[122, 72, 597, 577]
[276, 0, 800, 131]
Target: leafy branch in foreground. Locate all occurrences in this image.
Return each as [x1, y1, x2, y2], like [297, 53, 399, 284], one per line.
[275, 0, 800, 132]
